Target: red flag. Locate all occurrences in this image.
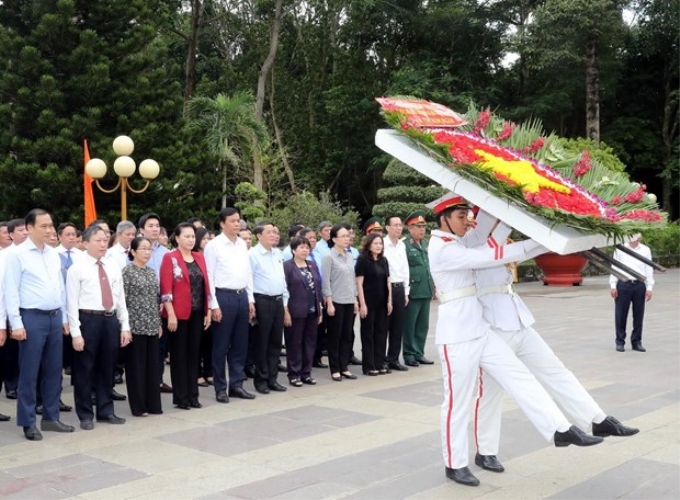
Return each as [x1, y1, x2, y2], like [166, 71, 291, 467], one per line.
[84, 140, 97, 226]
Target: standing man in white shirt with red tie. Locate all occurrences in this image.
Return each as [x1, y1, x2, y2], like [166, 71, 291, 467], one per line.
[67, 225, 131, 430]
[204, 207, 256, 403]
[610, 234, 655, 352]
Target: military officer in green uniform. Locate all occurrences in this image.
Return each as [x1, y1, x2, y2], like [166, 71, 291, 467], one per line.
[403, 211, 435, 366]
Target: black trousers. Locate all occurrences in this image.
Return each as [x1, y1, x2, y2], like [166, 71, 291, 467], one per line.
[253, 295, 284, 387]
[327, 302, 355, 374]
[386, 284, 406, 364]
[615, 280, 646, 346]
[73, 314, 119, 422]
[1, 336, 19, 393]
[314, 308, 328, 361]
[285, 313, 318, 380]
[361, 305, 389, 372]
[124, 334, 162, 416]
[168, 311, 203, 406]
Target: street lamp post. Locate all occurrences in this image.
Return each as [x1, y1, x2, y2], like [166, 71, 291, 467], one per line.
[85, 136, 160, 221]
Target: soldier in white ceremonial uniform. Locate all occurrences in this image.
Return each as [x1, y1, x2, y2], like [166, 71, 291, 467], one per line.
[427, 194, 602, 487]
[469, 215, 639, 474]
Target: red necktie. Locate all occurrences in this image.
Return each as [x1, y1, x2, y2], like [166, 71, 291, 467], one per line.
[97, 261, 114, 311]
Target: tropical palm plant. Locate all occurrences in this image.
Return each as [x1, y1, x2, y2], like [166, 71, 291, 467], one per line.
[186, 92, 270, 208]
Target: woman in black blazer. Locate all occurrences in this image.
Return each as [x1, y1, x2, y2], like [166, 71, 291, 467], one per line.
[283, 236, 323, 386]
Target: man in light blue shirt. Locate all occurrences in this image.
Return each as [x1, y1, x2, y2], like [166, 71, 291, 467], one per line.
[312, 221, 332, 266]
[249, 222, 289, 394]
[4, 209, 75, 440]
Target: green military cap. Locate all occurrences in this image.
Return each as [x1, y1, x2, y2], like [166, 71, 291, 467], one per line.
[405, 211, 428, 226]
[362, 216, 383, 235]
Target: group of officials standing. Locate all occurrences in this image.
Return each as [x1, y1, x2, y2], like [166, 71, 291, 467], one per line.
[0, 200, 652, 489]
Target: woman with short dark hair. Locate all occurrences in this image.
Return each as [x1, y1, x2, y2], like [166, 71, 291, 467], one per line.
[283, 237, 323, 386]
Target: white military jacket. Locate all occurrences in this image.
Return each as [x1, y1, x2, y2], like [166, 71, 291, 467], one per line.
[429, 227, 546, 345]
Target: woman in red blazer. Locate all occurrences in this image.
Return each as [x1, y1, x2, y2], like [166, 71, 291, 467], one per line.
[160, 223, 212, 410]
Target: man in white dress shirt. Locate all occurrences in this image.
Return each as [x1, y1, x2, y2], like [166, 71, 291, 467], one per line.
[67, 225, 131, 430]
[204, 207, 256, 403]
[610, 234, 655, 352]
[382, 216, 410, 372]
[105, 221, 136, 271]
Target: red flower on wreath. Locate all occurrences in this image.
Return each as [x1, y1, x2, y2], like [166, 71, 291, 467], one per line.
[473, 110, 491, 135]
[574, 151, 592, 177]
[523, 137, 545, 154]
[497, 122, 515, 141]
[624, 185, 646, 203]
[611, 196, 623, 205]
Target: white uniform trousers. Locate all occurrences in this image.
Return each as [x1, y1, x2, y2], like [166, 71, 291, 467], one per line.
[438, 331, 569, 469]
[474, 326, 604, 455]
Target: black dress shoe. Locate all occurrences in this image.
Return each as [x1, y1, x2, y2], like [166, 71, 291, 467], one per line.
[229, 386, 256, 400]
[97, 414, 126, 424]
[415, 356, 434, 365]
[388, 362, 408, 372]
[255, 384, 270, 394]
[340, 372, 357, 380]
[445, 466, 479, 486]
[312, 360, 328, 368]
[23, 425, 43, 441]
[114, 373, 124, 385]
[349, 356, 362, 365]
[268, 382, 287, 392]
[80, 420, 94, 430]
[554, 425, 603, 447]
[616, 345, 625, 352]
[216, 391, 229, 403]
[197, 379, 209, 387]
[189, 400, 203, 409]
[41, 420, 75, 433]
[175, 403, 190, 410]
[632, 344, 646, 352]
[0, 413, 10, 422]
[36, 405, 43, 415]
[59, 399, 72, 412]
[474, 453, 505, 473]
[404, 359, 420, 367]
[160, 383, 173, 393]
[592, 416, 639, 437]
[6, 389, 17, 400]
[277, 363, 287, 373]
[111, 389, 127, 401]
[244, 366, 256, 379]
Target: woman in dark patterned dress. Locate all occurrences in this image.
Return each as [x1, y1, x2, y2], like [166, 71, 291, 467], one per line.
[122, 236, 163, 417]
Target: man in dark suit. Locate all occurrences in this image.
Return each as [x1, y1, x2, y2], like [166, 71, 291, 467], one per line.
[403, 211, 435, 367]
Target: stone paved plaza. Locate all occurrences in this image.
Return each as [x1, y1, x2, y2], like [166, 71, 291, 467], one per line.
[0, 270, 678, 499]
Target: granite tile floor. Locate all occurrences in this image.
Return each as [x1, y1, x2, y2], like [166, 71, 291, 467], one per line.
[0, 269, 677, 499]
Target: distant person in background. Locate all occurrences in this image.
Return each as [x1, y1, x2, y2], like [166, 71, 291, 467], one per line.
[238, 227, 253, 250]
[0, 222, 12, 249]
[106, 221, 136, 271]
[75, 230, 85, 251]
[610, 234, 654, 353]
[187, 217, 205, 229]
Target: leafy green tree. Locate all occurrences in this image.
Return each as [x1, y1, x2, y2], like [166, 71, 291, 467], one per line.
[186, 91, 270, 208]
[0, 0, 185, 225]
